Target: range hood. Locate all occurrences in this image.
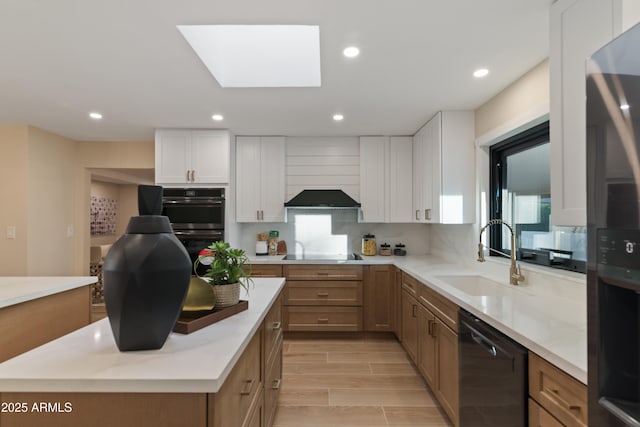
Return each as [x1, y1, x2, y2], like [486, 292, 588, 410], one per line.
[284, 189, 361, 208]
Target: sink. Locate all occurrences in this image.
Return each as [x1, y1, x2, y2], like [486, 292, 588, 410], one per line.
[434, 275, 525, 296]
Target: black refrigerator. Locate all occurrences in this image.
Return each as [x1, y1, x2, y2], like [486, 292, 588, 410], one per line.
[587, 22, 640, 427]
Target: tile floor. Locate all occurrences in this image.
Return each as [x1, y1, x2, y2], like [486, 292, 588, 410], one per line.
[273, 333, 453, 427]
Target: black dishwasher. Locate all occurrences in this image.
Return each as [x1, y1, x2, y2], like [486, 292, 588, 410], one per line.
[458, 309, 528, 427]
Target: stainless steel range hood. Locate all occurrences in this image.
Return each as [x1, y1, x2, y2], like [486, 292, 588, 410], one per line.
[284, 189, 361, 208]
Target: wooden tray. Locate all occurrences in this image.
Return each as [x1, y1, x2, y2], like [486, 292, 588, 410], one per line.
[173, 300, 248, 334]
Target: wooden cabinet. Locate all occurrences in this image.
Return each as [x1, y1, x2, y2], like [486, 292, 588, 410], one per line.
[529, 352, 588, 427]
[0, 286, 90, 362]
[393, 266, 402, 340]
[363, 264, 396, 332]
[400, 271, 459, 426]
[155, 129, 230, 185]
[236, 136, 286, 222]
[416, 282, 459, 427]
[283, 265, 364, 332]
[209, 329, 262, 427]
[412, 111, 474, 224]
[359, 136, 413, 223]
[263, 294, 283, 427]
[530, 398, 564, 427]
[400, 272, 420, 362]
[249, 264, 283, 278]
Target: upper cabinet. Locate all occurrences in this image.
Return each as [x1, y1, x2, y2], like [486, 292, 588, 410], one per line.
[155, 129, 230, 185]
[550, 0, 640, 226]
[413, 111, 475, 224]
[236, 136, 286, 223]
[359, 136, 413, 223]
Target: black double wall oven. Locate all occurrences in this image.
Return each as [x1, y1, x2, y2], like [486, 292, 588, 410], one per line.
[162, 188, 225, 273]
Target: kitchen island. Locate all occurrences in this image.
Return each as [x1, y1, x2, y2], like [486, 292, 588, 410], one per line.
[0, 277, 285, 427]
[0, 276, 96, 362]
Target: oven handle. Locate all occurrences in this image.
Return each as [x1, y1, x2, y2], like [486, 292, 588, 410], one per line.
[173, 230, 224, 239]
[162, 198, 224, 205]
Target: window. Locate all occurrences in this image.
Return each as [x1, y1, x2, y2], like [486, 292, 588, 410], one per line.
[490, 122, 586, 273]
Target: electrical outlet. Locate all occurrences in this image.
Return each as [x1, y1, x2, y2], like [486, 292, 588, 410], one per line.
[6, 226, 16, 239]
[67, 225, 74, 238]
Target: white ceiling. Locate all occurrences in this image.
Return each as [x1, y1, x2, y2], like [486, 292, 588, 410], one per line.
[0, 0, 551, 142]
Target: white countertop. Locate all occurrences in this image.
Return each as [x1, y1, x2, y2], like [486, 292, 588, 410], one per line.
[0, 278, 285, 393]
[250, 254, 588, 384]
[0, 276, 97, 308]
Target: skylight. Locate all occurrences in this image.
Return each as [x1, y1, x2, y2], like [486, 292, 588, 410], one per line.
[177, 25, 321, 88]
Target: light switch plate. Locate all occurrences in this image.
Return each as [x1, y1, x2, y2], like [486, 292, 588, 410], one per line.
[6, 226, 16, 239]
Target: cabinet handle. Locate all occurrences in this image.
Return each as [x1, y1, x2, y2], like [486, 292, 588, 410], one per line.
[257, 210, 260, 221]
[272, 379, 282, 390]
[191, 170, 195, 182]
[316, 272, 329, 276]
[412, 304, 417, 318]
[546, 388, 581, 411]
[240, 379, 254, 395]
[431, 321, 437, 337]
[415, 210, 419, 220]
[260, 210, 264, 220]
[427, 319, 434, 336]
[272, 321, 282, 330]
[425, 209, 431, 220]
[186, 170, 191, 182]
[317, 292, 329, 297]
[317, 318, 329, 323]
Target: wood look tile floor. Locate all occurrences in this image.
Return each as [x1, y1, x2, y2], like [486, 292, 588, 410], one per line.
[273, 334, 453, 427]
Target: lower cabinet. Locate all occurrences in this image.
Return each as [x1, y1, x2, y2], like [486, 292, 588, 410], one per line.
[529, 352, 588, 427]
[283, 265, 364, 332]
[248, 264, 284, 278]
[363, 265, 397, 332]
[402, 272, 459, 427]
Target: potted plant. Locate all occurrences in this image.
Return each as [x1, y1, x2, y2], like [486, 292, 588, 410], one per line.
[194, 241, 252, 308]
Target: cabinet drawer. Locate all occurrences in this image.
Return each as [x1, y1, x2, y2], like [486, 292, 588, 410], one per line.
[418, 285, 459, 333]
[402, 272, 420, 296]
[210, 331, 262, 427]
[284, 264, 363, 281]
[284, 281, 363, 306]
[284, 306, 362, 331]
[264, 344, 283, 427]
[264, 295, 283, 367]
[529, 352, 587, 427]
[248, 264, 283, 278]
[529, 398, 563, 427]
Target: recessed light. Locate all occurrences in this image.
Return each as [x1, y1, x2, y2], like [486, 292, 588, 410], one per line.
[620, 103, 630, 111]
[212, 114, 224, 121]
[473, 68, 489, 78]
[89, 112, 103, 120]
[333, 114, 344, 121]
[343, 46, 360, 58]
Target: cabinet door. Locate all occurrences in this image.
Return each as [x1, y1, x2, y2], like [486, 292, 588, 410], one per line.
[191, 130, 230, 184]
[412, 128, 425, 223]
[359, 136, 387, 222]
[401, 290, 419, 363]
[550, 0, 616, 226]
[435, 318, 459, 427]
[422, 112, 441, 223]
[389, 137, 413, 222]
[363, 265, 395, 331]
[236, 137, 263, 222]
[155, 129, 191, 184]
[417, 305, 436, 388]
[260, 137, 286, 222]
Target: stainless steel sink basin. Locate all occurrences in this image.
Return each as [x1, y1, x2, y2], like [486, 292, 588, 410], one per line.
[434, 275, 526, 296]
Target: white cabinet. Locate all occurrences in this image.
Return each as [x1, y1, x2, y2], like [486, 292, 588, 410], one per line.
[155, 129, 230, 185]
[550, 0, 640, 226]
[236, 136, 285, 223]
[359, 137, 387, 223]
[359, 136, 413, 223]
[413, 111, 475, 224]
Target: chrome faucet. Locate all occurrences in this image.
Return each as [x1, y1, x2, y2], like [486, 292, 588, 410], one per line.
[477, 219, 525, 286]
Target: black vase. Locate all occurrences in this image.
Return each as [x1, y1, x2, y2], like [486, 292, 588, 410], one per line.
[103, 215, 191, 351]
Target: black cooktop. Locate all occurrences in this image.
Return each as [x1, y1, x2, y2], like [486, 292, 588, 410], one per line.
[284, 253, 362, 261]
